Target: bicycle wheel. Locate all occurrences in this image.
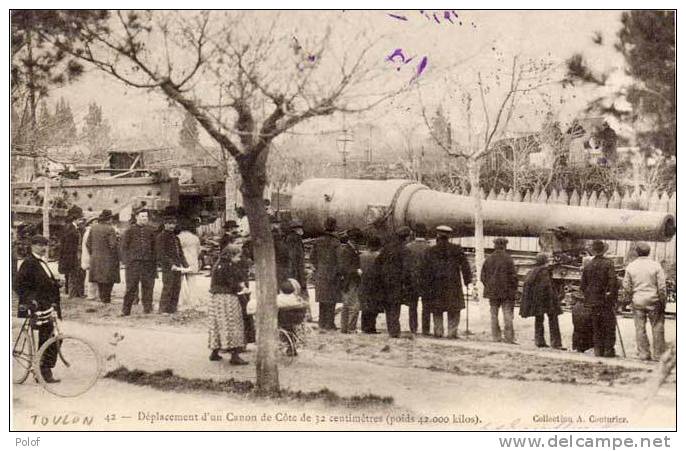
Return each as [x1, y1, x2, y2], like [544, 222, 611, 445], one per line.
[36, 334, 101, 397]
[12, 322, 33, 384]
[277, 328, 296, 367]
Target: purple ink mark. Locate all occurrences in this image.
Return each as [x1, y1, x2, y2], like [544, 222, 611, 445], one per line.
[386, 48, 411, 64]
[444, 11, 454, 23]
[307, 55, 317, 62]
[388, 13, 408, 21]
[416, 56, 428, 76]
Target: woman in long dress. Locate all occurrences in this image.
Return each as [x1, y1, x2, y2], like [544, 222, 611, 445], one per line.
[208, 243, 248, 365]
[178, 219, 201, 310]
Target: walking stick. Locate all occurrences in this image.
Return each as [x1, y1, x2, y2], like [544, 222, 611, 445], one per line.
[616, 314, 627, 358]
[464, 285, 474, 335]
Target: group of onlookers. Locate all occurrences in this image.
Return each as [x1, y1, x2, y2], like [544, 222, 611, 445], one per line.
[54, 206, 202, 316]
[17, 204, 669, 369]
[308, 217, 668, 362]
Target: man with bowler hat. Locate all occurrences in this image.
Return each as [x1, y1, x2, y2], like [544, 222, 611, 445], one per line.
[481, 237, 518, 343]
[86, 209, 120, 303]
[422, 225, 472, 339]
[375, 226, 414, 338]
[311, 217, 341, 330]
[58, 205, 85, 298]
[580, 240, 617, 357]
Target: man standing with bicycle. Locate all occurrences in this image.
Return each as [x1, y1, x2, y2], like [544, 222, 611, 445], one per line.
[14, 235, 62, 384]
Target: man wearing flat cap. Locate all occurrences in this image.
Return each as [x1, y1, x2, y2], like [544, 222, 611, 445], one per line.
[623, 242, 667, 361]
[86, 209, 120, 303]
[14, 235, 62, 383]
[375, 226, 414, 337]
[58, 205, 85, 298]
[481, 237, 518, 343]
[422, 225, 472, 339]
[311, 217, 341, 330]
[580, 240, 618, 357]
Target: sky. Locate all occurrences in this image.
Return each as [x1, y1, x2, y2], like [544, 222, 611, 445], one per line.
[47, 10, 629, 160]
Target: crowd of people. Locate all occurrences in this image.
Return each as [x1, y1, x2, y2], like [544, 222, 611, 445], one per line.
[14, 205, 670, 378]
[304, 217, 668, 364]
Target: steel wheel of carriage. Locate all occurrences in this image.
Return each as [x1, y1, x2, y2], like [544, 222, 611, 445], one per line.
[277, 328, 297, 367]
[35, 334, 102, 397]
[12, 322, 33, 384]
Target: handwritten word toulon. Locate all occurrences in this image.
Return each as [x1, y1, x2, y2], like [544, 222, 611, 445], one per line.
[386, 49, 428, 82]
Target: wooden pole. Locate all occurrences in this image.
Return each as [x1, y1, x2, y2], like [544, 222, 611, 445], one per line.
[42, 178, 50, 241]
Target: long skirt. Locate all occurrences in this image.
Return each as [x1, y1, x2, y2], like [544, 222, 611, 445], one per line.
[208, 293, 245, 351]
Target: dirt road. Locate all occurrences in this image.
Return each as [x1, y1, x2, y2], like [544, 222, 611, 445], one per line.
[12, 292, 675, 431]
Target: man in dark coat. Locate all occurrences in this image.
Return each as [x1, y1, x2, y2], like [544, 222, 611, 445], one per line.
[339, 228, 362, 333]
[155, 214, 189, 314]
[86, 209, 120, 303]
[58, 205, 85, 298]
[14, 235, 62, 383]
[481, 237, 518, 343]
[422, 225, 472, 339]
[520, 253, 563, 348]
[272, 218, 290, 287]
[376, 226, 414, 338]
[310, 217, 341, 330]
[120, 208, 157, 315]
[406, 223, 432, 335]
[359, 235, 383, 334]
[284, 220, 307, 299]
[579, 240, 617, 357]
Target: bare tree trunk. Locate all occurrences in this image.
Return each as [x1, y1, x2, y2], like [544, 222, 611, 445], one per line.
[468, 159, 484, 303]
[240, 167, 279, 394]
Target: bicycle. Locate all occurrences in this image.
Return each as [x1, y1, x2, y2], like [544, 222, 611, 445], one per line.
[12, 306, 102, 397]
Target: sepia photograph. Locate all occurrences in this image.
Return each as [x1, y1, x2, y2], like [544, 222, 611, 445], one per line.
[9, 7, 677, 434]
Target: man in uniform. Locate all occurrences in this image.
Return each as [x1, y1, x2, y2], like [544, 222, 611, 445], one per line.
[310, 217, 341, 330]
[481, 237, 518, 343]
[580, 240, 617, 357]
[422, 225, 472, 339]
[120, 208, 157, 315]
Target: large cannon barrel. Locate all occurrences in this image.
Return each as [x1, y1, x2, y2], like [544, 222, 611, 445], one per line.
[290, 178, 675, 242]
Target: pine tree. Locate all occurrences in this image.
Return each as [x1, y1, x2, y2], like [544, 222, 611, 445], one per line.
[82, 101, 111, 157]
[53, 97, 77, 146]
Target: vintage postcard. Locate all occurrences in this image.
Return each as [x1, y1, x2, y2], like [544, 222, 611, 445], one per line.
[9, 9, 676, 433]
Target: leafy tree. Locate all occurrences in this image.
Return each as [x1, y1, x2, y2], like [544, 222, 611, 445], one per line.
[179, 110, 199, 153]
[564, 11, 675, 156]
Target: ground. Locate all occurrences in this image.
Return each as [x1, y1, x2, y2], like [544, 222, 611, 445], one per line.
[11, 267, 676, 431]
